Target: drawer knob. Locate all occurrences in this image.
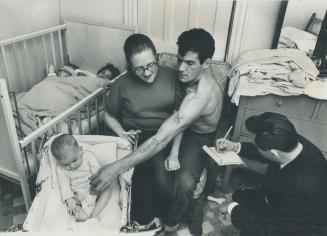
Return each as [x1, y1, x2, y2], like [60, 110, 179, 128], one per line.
[276, 101, 283, 107]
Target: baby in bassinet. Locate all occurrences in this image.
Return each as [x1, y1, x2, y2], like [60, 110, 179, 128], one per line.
[51, 134, 112, 222]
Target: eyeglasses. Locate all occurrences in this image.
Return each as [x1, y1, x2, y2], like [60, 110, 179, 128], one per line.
[133, 61, 157, 74]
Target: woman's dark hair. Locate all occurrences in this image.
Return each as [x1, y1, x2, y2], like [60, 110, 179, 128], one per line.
[97, 63, 121, 79]
[123, 34, 157, 65]
[177, 28, 215, 64]
[246, 112, 298, 152]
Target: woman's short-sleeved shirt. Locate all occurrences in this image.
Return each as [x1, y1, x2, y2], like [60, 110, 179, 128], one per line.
[106, 65, 183, 130]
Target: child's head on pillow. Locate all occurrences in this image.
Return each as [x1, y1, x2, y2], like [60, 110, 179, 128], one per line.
[51, 134, 83, 171]
[97, 63, 120, 81]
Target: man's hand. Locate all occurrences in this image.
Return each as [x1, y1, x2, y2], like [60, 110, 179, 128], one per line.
[121, 129, 142, 145]
[164, 153, 180, 171]
[89, 163, 120, 193]
[66, 198, 77, 216]
[219, 198, 234, 226]
[216, 138, 240, 153]
[219, 198, 233, 215]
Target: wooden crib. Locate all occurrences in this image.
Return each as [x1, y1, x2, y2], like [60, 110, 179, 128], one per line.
[0, 21, 136, 212]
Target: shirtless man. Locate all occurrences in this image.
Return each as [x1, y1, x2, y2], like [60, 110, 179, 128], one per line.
[90, 28, 223, 234]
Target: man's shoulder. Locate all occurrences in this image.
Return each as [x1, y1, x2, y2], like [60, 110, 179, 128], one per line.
[197, 74, 217, 94]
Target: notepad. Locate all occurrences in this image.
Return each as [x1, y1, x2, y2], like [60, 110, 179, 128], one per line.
[202, 145, 244, 166]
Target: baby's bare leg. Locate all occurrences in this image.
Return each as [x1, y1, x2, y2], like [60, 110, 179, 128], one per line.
[74, 205, 89, 222]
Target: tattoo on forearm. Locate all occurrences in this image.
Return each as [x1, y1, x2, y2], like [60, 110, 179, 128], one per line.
[139, 137, 159, 153]
[173, 112, 183, 124]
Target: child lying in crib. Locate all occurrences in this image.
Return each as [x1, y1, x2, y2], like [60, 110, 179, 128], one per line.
[51, 134, 112, 222]
[48, 63, 120, 81]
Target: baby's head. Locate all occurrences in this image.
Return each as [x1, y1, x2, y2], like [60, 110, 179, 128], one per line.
[97, 63, 120, 81]
[51, 134, 83, 170]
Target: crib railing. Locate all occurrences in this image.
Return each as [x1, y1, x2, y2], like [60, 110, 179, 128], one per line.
[0, 24, 67, 93]
[19, 86, 110, 181]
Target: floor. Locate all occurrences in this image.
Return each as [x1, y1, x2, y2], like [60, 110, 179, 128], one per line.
[169, 169, 261, 236]
[0, 114, 261, 234]
[0, 178, 27, 232]
[0, 168, 260, 234]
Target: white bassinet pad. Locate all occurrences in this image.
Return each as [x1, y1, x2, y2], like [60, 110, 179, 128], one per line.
[25, 135, 132, 231]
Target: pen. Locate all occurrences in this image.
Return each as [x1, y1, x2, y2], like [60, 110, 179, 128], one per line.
[219, 126, 233, 150]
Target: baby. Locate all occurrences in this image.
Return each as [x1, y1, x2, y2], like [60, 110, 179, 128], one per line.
[51, 134, 112, 222]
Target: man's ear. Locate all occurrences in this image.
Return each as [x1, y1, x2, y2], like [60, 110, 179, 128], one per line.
[270, 149, 280, 158]
[202, 58, 211, 70]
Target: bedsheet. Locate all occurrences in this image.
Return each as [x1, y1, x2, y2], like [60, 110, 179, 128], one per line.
[13, 76, 109, 135]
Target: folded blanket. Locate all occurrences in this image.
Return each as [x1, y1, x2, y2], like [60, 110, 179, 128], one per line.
[14, 76, 108, 135]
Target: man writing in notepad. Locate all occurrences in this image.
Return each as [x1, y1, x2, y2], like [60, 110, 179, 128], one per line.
[217, 112, 327, 236]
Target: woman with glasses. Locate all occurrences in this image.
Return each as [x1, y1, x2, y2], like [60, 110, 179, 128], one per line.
[104, 34, 184, 225]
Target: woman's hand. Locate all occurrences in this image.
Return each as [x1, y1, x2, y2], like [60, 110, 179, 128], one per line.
[89, 163, 121, 193]
[66, 198, 77, 215]
[164, 153, 180, 171]
[121, 129, 142, 145]
[216, 138, 240, 153]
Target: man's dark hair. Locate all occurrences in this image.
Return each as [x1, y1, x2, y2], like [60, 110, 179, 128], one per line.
[97, 63, 121, 80]
[123, 34, 157, 65]
[51, 134, 79, 161]
[246, 112, 298, 152]
[177, 28, 215, 64]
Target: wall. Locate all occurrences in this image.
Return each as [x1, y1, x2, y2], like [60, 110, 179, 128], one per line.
[0, 0, 283, 64]
[0, 0, 60, 40]
[283, 0, 327, 30]
[227, 0, 282, 63]
[59, 0, 126, 26]
[137, 0, 234, 61]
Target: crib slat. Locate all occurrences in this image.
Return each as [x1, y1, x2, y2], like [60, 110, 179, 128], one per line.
[56, 123, 60, 134]
[1, 46, 13, 90]
[95, 97, 99, 135]
[11, 91, 24, 140]
[23, 40, 33, 87]
[50, 33, 57, 65]
[102, 90, 107, 131]
[58, 30, 64, 64]
[78, 110, 82, 134]
[67, 118, 73, 135]
[31, 141, 37, 165]
[87, 104, 91, 134]
[41, 35, 49, 74]
[22, 147, 31, 179]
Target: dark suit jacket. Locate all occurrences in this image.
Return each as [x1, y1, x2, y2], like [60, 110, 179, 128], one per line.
[232, 136, 327, 236]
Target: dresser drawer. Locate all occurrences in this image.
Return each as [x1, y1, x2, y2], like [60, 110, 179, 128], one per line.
[240, 109, 327, 153]
[246, 94, 316, 118]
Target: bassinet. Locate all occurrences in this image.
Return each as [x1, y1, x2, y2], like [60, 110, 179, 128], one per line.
[23, 135, 161, 234]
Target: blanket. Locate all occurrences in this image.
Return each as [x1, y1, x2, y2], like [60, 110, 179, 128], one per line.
[228, 48, 320, 105]
[13, 76, 109, 135]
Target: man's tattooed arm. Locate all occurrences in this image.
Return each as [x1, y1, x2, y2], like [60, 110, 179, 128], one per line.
[173, 112, 184, 124]
[139, 137, 159, 153]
